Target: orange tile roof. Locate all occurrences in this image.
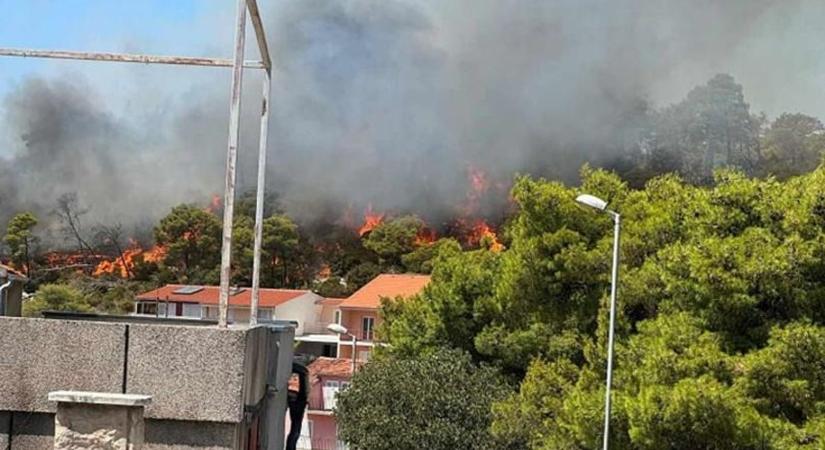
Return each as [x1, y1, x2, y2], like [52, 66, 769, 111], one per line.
[319, 297, 345, 306]
[289, 357, 363, 390]
[339, 274, 430, 310]
[135, 284, 312, 308]
[0, 263, 27, 280]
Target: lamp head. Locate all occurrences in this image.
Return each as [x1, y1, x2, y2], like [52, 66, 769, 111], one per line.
[327, 323, 349, 335]
[576, 194, 608, 211]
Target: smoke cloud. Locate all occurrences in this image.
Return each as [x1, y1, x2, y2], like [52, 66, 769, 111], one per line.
[0, 0, 821, 239]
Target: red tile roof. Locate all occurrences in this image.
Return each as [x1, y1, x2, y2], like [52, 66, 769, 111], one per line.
[319, 297, 346, 306]
[0, 264, 27, 280]
[135, 284, 313, 308]
[339, 274, 430, 310]
[289, 357, 363, 390]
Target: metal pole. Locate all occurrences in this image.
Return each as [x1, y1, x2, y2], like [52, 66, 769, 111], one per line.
[249, 68, 271, 326]
[603, 212, 620, 450]
[218, 0, 247, 328]
[0, 47, 265, 69]
[351, 335, 357, 374]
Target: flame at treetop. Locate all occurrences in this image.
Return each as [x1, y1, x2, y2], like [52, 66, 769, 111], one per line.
[93, 240, 166, 278]
[204, 194, 222, 214]
[415, 227, 438, 246]
[358, 204, 385, 236]
[462, 219, 504, 252]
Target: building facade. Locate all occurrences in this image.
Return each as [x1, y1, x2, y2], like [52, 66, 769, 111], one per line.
[290, 274, 431, 449]
[134, 284, 323, 335]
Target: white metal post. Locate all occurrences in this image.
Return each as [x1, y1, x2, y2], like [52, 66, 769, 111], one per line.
[218, 0, 248, 328]
[250, 68, 271, 326]
[603, 212, 620, 450]
[351, 335, 358, 374]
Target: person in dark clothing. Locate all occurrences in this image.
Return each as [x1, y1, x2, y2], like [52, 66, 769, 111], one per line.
[285, 362, 309, 450]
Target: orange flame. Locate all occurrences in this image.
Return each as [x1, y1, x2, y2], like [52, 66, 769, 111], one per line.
[93, 240, 167, 278]
[204, 194, 222, 214]
[462, 219, 504, 252]
[358, 204, 385, 236]
[415, 227, 437, 246]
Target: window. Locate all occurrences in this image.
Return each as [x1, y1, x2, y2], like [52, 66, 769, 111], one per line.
[323, 380, 341, 410]
[361, 316, 375, 340]
[136, 302, 158, 315]
[257, 309, 272, 320]
[340, 381, 351, 391]
[333, 309, 341, 325]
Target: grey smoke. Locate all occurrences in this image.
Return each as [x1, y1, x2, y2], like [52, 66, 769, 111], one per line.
[1, 0, 823, 240]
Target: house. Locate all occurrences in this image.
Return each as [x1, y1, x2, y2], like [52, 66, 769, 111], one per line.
[335, 274, 431, 361]
[0, 264, 27, 317]
[286, 274, 431, 449]
[288, 357, 362, 450]
[134, 284, 323, 335]
[294, 297, 346, 358]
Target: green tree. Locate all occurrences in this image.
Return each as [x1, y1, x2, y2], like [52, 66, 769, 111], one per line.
[652, 74, 761, 182]
[23, 284, 93, 317]
[380, 164, 825, 448]
[401, 238, 461, 274]
[363, 215, 425, 268]
[336, 348, 512, 450]
[5, 212, 39, 275]
[154, 204, 222, 283]
[760, 113, 825, 179]
[231, 215, 255, 286]
[261, 214, 301, 287]
[340, 261, 379, 292]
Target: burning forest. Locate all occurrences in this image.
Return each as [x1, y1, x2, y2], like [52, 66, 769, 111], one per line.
[2, 164, 510, 303]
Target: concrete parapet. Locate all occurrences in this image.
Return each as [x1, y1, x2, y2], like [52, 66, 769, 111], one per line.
[49, 391, 151, 450]
[0, 317, 126, 413]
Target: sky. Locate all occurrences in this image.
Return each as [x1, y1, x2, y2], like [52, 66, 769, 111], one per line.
[0, 1, 212, 86]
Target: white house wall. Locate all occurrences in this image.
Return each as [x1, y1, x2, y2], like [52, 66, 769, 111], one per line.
[274, 292, 324, 336]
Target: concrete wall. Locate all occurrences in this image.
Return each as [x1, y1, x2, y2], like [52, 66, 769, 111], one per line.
[0, 316, 295, 450]
[126, 323, 250, 423]
[1, 281, 24, 317]
[0, 317, 126, 413]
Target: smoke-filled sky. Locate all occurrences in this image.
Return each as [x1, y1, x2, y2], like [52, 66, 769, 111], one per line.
[1, 0, 825, 235]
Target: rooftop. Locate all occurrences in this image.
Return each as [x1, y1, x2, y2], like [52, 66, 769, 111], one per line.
[0, 263, 27, 280]
[135, 284, 315, 308]
[289, 357, 363, 391]
[339, 274, 430, 310]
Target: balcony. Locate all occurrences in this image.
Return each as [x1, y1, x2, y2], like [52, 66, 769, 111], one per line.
[335, 327, 375, 342]
[303, 321, 337, 335]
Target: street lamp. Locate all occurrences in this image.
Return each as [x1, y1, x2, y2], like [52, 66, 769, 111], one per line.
[575, 193, 620, 450]
[327, 323, 358, 374]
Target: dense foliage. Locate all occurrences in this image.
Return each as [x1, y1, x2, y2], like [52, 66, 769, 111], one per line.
[336, 348, 512, 450]
[378, 164, 825, 449]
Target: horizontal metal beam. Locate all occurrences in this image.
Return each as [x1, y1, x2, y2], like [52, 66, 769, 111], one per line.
[245, 0, 272, 71]
[0, 48, 265, 69]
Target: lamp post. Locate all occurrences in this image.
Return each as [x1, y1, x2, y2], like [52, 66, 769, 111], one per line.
[575, 194, 620, 450]
[327, 323, 358, 374]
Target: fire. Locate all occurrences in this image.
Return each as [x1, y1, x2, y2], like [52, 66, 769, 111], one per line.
[358, 204, 385, 236]
[462, 219, 504, 252]
[93, 240, 167, 278]
[415, 227, 437, 246]
[204, 194, 222, 214]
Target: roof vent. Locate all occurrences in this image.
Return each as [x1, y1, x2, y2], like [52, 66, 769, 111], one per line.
[173, 286, 204, 295]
